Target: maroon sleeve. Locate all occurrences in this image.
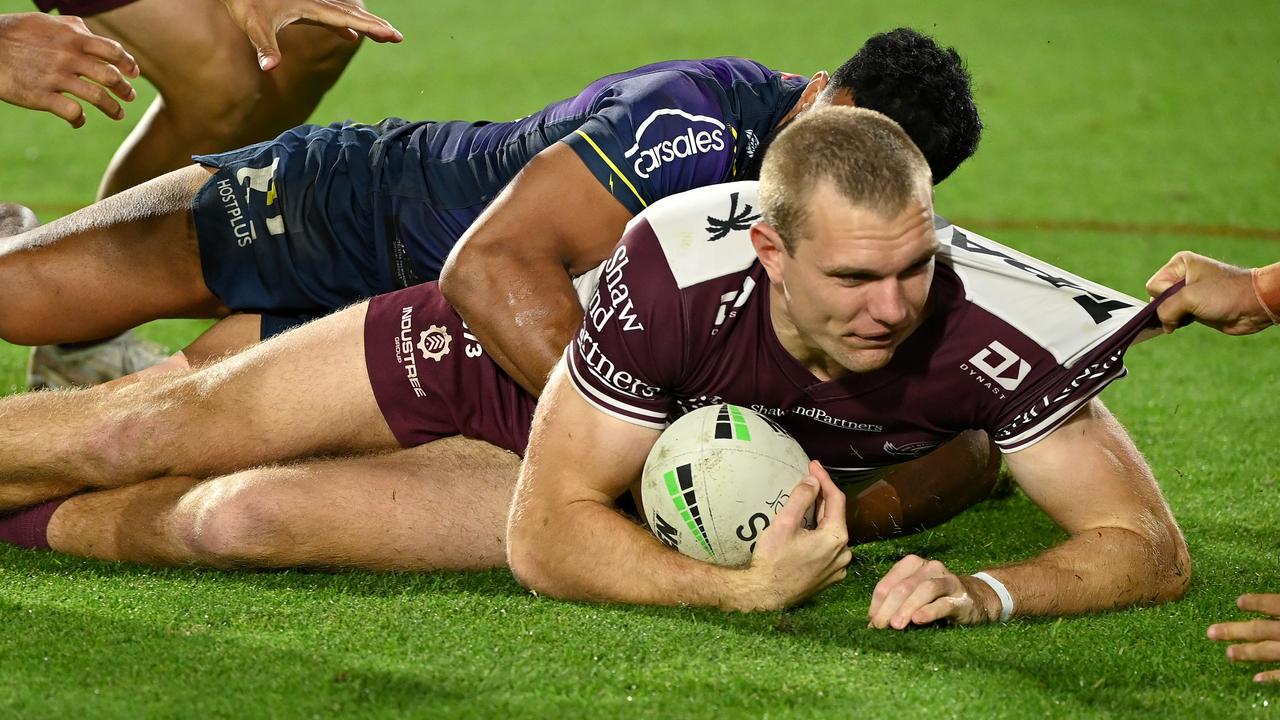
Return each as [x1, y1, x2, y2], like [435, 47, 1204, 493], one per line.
[565, 219, 686, 429]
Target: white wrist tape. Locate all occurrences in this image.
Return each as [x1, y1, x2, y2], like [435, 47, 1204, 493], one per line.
[971, 571, 1014, 622]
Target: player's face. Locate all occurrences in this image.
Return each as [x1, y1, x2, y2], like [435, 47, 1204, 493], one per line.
[765, 183, 937, 376]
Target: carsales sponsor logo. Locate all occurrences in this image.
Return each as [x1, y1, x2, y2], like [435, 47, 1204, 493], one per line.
[623, 108, 727, 179]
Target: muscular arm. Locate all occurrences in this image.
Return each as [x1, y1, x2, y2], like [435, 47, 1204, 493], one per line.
[439, 144, 632, 396]
[986, 398, 1189, 615]
[869, 398, 1190, 628]
[507, 364, 850, 610]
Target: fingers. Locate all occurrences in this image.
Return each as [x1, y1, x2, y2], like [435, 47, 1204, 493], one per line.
[1225, 640, 1280, 663]
[1154, 292, 1192, 335]
[773, 474, 819, 534]
[38, 92, 87, 128]
[240, 18, 284, 72]
[1208, 619, 1280, 643]
[868, 554, 926, 626]
[72, 55, 136, 104]
[76, 32, 140, 80]
[812, 462, 847, 533]
[300, 0, 403, 43]
[61, 75, 124, 121]
[1239, 593, 1280, 616]
[1145, 252, 1192, 298]
[1255, 669, 1280, 683]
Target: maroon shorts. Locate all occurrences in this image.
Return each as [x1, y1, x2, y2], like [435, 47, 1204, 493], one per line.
[34, 0, 137, 15]
[363, 282, 536, 456]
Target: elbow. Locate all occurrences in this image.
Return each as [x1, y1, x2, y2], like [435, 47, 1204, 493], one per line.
[1158, 527, 1192, 603]
[439, 239, 492, 308]
[505, 511, 558, 598]
[1147, 517, 1192, 605]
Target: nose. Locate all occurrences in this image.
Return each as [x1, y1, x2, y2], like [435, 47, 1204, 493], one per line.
[867, 277, 909, 328]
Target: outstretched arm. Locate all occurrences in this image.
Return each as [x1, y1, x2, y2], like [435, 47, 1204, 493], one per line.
[440, 144, 633, 395]
[867, 398, 1189, 629]
[507, 364, 852, 610]
[218, 0, 402, 71]
[0, 12, 138, 127]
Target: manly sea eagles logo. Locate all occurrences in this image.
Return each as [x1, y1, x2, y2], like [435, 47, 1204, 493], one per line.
[705, 192, 762, 242]
[416, 325, 452, 361]
[883, 440, 941, 459]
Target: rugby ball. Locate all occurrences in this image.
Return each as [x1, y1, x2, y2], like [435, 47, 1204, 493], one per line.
[640, 403, 814, 567]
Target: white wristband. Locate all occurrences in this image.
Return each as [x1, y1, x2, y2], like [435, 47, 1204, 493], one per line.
[971, 571, 1014, 623]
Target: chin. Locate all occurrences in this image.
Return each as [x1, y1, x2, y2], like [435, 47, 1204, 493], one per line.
[838, 347, 895, 373]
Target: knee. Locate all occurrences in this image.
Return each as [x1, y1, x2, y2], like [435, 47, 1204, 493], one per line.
[75, 391, 168, 486]
[276, 25, 362, 80]
[169, 472, 291, 567]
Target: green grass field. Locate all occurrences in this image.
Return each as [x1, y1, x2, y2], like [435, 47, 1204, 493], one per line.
[1, 0, 1278, 717]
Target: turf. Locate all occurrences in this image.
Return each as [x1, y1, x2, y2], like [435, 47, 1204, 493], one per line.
[0, 0, 1278, 717]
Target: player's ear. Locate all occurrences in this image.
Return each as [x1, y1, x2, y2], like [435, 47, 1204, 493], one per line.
[751, 222, 788, 284]
[798, 71, 831, 110]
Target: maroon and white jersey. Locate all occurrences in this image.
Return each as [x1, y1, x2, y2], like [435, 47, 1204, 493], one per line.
[566, 181, 1163, 480]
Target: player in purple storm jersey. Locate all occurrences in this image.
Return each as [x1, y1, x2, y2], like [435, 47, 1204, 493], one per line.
[0, 29, 979, 374]
[508, 106, 1189, 621]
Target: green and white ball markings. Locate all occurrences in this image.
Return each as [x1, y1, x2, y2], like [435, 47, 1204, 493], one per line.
[640, 404, 813, 567]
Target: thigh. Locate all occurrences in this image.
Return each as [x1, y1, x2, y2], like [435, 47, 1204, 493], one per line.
[175, 437, 520, 571]
[0, 165, 226, 344]
[128, 300, 399, 478]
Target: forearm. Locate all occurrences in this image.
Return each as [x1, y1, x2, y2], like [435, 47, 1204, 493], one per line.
[442, 255, 583, 396]
[509, 498, 755, 610]
[974, 524, 1190, 620]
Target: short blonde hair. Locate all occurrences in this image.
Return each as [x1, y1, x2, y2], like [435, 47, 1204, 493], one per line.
[759, 106, 931, 252]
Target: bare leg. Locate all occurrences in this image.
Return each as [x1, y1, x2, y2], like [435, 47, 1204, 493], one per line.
[48, 437, 518, 570]
[846, 430, 1002, 544]
[0, 300, 394, 510]
[182, 313, 264, 366]
[86, 0, 362, 198]
[0, 166, 227, 345]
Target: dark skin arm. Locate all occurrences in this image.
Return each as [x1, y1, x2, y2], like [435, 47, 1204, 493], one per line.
[438, 142, 632, 396]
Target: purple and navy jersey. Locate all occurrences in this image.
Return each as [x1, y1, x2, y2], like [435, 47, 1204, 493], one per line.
[371, 58, 806, 280]
[566, 182, 1162, 481]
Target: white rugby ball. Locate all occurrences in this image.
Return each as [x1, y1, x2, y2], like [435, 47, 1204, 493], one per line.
[640, 403, 813, 567]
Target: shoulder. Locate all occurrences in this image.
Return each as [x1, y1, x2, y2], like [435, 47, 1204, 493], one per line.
[636, 181, 762, 288]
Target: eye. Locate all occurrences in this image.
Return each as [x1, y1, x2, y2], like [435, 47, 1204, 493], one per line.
[831, 274, 867, 288]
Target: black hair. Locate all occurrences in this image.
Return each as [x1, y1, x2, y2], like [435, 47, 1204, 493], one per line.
[830, 28, 982, 184]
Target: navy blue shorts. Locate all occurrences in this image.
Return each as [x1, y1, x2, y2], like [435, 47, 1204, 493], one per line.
[192, 122, 411, 338]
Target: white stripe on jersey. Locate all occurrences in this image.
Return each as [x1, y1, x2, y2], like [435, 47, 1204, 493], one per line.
[643, 181, 761, 290]
[937, 223, 1144, 368]
[565, 344, 669, 427]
